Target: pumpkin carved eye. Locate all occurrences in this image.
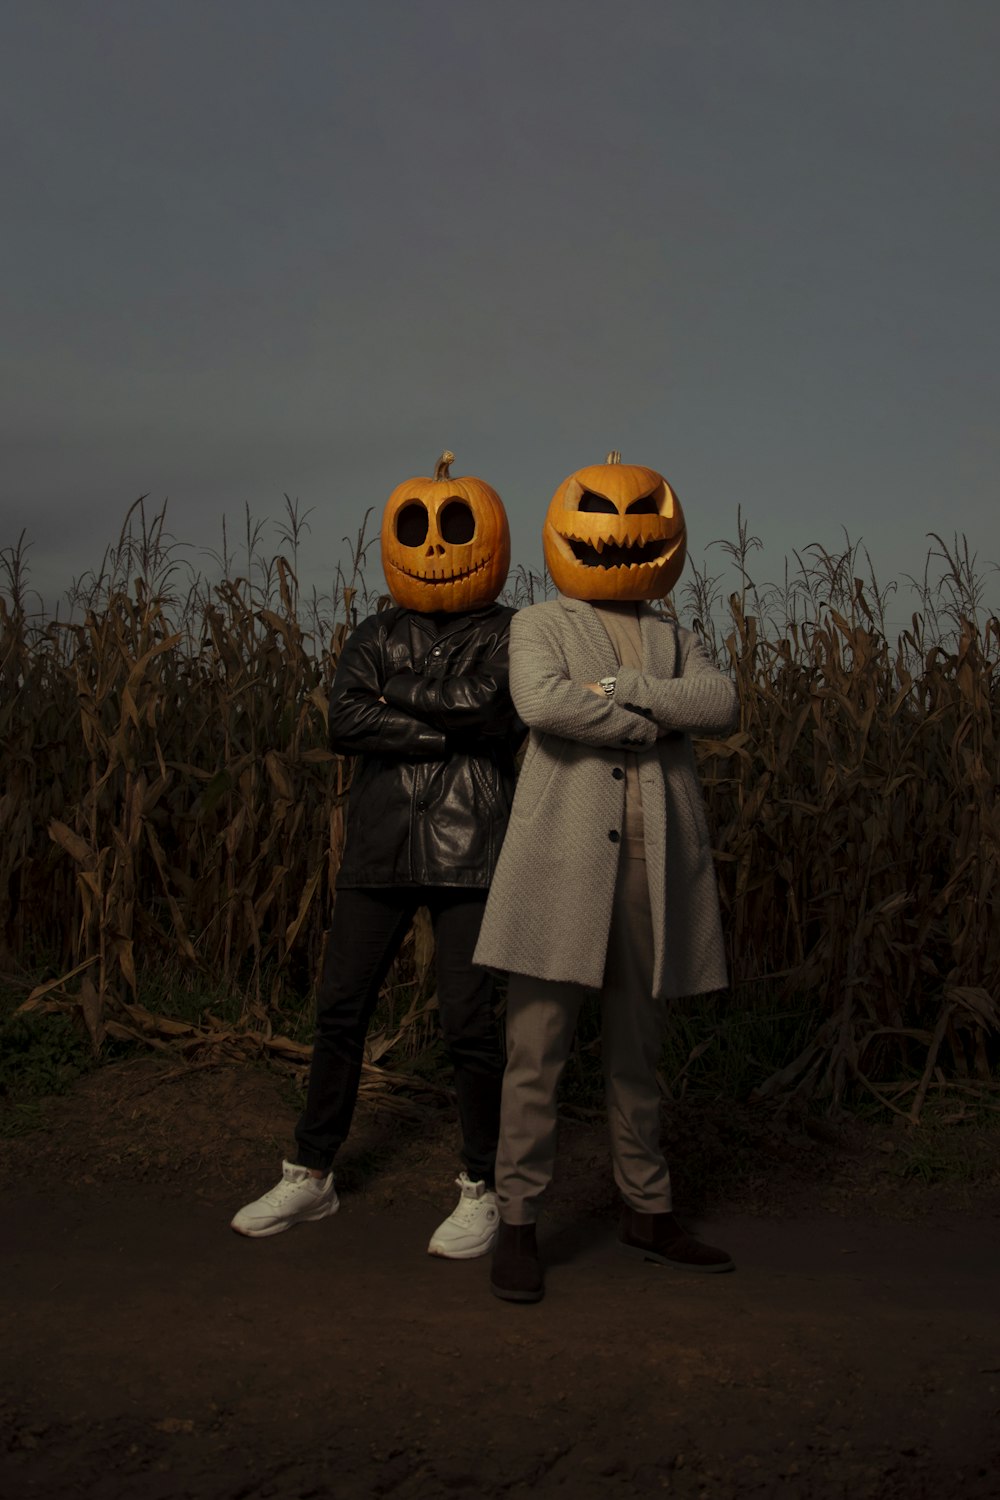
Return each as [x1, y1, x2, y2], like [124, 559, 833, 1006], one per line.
[395, 502, 429, 547]
[626, 494, 659, 515]
[440, 499, 475, 545]
[579, 492, 618, 514]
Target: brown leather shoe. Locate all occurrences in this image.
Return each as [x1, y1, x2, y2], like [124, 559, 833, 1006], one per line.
[618, 1208, 735, 1273]
[490, 1221, 544, 1303]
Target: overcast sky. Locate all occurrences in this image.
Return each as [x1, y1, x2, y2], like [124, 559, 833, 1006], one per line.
[2, 0, 998, 626]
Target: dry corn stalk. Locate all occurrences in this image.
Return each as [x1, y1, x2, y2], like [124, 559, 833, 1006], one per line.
[700, 599, 999, 1114]
[3, 509, 998, 1112]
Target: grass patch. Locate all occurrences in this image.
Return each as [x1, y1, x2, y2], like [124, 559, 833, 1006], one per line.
[883, 1096, 1000, 1186]
[130, 965, 258, 1032]
[0, 967, 256, 1136]
[0, 983, 97, 1135]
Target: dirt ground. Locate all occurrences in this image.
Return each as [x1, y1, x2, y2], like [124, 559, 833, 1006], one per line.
[2, 1058, 1000, 1500]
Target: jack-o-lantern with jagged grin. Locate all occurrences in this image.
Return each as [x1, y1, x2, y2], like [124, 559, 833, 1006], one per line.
[543, 451, 687, 602]
[381, 451, 511, 613]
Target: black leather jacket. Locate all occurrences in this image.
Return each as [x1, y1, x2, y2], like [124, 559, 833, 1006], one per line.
[329, 603, 522, 889]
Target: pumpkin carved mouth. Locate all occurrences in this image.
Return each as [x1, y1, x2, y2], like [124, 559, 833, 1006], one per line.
[569, 537, 672, 568]
[386, 555, 495, 585]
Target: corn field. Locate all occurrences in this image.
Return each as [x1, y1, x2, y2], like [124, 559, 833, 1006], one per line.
[2, 501, 998, 1116]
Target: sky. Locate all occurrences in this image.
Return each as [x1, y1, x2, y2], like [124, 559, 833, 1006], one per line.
[2, 0, 998, 628]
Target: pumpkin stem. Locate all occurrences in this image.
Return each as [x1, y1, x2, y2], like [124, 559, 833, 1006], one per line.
[434, 451, 456, 481]
[605, 449, 622, 465]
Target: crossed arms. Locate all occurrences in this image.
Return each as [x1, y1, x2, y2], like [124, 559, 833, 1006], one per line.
[328, 615, 515, 758]
[508, 608, 738, 750]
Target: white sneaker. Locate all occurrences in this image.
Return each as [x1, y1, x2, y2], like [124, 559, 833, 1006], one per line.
[230, 1160, 339, 1238]
[427, 1172, 500, 1259]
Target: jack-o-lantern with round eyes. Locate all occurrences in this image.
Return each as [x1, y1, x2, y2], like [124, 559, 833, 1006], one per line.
[543, 450, 687, 603]
[381, 451, 511, 613]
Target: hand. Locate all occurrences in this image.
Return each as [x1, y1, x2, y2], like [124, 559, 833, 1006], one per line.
[585, 682, 605, 696]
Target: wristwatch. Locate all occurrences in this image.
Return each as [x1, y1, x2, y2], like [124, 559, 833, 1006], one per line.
[598, 675, 617, 699]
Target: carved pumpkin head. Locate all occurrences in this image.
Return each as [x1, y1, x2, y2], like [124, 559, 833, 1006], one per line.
[381, 451, 511, 612]
[543, 450, 687, 602]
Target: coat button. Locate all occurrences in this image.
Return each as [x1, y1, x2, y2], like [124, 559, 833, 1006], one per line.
[608, 830, 620, 843]
[612, 767, 624, 780]
[416, 800, 428, 813]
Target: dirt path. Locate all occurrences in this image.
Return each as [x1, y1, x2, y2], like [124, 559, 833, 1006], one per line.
[2, 1059, 999, 1497]
[4, 1183, 1000, 1498]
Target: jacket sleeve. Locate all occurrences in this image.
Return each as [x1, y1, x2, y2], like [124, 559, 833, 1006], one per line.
[327, 618, 449, 758]
[380, 629, 518, 737]
[508, 608, 659, 751]
[613, 629, 739, 737]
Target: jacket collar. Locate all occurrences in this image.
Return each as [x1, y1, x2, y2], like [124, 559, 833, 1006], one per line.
[407, 601, 507, 645]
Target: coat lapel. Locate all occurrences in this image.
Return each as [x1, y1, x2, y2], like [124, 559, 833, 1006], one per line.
[556, 594, 620, 675]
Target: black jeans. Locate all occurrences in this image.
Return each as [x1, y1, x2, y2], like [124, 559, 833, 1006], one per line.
[294, 887, 503, 1184]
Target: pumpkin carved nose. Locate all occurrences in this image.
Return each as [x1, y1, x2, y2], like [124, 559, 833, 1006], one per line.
[425, 544, 446, 557]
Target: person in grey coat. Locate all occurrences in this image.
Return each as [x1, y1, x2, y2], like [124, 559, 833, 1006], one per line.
[474, 454, 739, 1301]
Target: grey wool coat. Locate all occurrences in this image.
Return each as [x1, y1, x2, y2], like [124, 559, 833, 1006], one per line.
[473, 595, 739, 999]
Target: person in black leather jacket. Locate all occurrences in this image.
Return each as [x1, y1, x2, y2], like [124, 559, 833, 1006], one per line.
[231, 454, 521, 1259]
